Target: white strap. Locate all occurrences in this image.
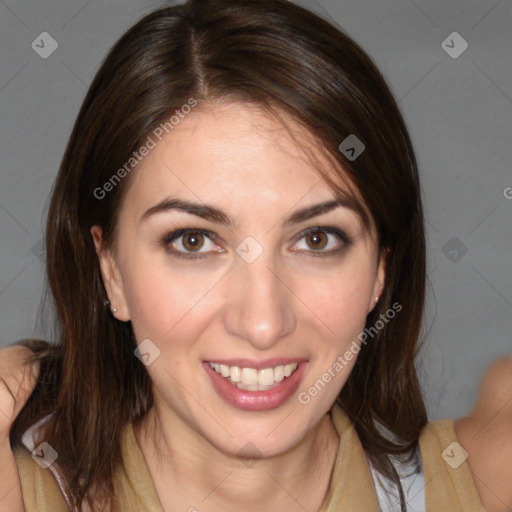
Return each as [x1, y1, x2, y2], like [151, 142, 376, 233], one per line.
[21, 413, 76, 511]
[367, 445, 425, 511]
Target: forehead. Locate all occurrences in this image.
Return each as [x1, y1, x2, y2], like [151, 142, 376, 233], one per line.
[121, 102, 367, 227]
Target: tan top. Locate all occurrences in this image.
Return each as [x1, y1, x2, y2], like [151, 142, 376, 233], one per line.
[14, 405, 486, 511]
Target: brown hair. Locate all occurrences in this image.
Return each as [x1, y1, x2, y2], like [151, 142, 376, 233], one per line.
[12, 0, 427, 510]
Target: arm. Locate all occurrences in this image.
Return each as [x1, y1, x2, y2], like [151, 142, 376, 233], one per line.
[454, 356, 512, 512]
[0, 344, 40, 512]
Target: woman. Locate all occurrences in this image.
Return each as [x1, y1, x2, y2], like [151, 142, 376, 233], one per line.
[0, 0, 509, 510]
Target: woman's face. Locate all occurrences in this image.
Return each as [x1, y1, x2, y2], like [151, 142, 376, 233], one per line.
[92, 102, 385, 458]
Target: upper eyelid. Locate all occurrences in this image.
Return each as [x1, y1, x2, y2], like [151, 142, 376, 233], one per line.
[164, 226, 349, 251]
[163, 228, 217, 246]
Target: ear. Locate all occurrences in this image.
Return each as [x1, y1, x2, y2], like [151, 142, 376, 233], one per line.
[90, 225, 131, 321]
[368, 248, 387, 314]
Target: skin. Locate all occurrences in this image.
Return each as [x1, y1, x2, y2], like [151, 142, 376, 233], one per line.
[0, 345, 39, 512]
[454, 356, 512, 512]
[91, 102, 386, 512]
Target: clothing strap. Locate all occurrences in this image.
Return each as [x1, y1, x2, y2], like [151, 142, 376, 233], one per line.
[20, 412, 76, 510]
[366, 416, 426, 512]
[368, 446, 426, 511]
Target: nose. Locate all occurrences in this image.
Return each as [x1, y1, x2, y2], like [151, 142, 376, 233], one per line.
[222, 251, 297, 351]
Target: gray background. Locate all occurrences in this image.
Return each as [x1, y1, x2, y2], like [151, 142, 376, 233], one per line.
[0, 0, 510, 421]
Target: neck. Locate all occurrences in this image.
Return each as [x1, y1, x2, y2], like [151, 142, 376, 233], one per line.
[134, 403, 340, 512]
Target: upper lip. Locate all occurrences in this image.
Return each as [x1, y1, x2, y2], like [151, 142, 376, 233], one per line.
[204, 358, 308, 370]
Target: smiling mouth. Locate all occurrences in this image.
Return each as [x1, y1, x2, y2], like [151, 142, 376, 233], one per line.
[207, 362, 299, 391]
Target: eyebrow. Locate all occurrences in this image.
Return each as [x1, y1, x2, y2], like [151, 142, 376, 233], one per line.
[139, 196, 359, 228]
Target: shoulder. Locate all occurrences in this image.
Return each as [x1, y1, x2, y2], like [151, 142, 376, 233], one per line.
[454, 356, 512, 512]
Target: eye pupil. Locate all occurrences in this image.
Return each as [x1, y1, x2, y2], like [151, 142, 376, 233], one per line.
[307, 231, 327, 250]
[183, 231, 204, 251]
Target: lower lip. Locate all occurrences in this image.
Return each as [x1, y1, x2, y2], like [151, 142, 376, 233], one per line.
[203, 362, 308, 411]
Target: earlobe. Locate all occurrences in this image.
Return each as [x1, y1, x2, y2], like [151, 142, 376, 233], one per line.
[90, 225, 131, 321]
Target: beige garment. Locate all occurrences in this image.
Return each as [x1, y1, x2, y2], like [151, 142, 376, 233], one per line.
[418, 418, 486, 512]
[14, 404, 486, 511]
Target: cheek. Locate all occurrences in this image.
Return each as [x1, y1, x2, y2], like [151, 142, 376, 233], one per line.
[120, 252, 221, 344]
[301, 257, 376, 340]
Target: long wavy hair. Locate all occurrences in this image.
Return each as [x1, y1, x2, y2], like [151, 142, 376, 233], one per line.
[11, 0, 427, 510]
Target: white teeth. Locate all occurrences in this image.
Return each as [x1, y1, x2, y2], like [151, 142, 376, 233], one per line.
[241, 368, 258, 386]
[230, 366, 241, 383]
[284, 363, 296, 378]
[238, 383, 260, 391]
[208, 361, 299, 389]
[258, 368, 275, 386]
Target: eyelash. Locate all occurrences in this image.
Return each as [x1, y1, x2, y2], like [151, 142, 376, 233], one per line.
[160, 226, 353, 261]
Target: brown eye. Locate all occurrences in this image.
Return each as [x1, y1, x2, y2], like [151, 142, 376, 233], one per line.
[291, 226, 352, 257]
[182, 231, 205, 252]
[161, 228, 221, 260]
[305, 230, 328, 250]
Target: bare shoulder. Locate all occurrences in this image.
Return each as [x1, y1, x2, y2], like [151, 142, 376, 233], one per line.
[454, 356, 512, 512]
